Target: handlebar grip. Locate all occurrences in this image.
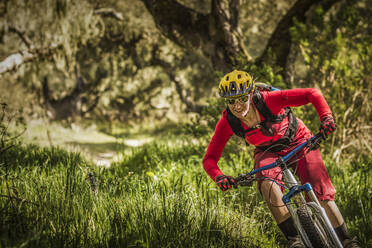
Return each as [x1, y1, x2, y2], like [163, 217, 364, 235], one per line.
[234, 173, 254, 187]
[307, 133, 323, 151]
[313, 133, 323, 140]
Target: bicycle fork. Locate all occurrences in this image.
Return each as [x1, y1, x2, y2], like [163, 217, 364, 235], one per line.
[281, 168, 343, 248]
[282, 168, 313, 248]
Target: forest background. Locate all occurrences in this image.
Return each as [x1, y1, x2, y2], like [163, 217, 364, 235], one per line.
[0, 0, 371, 247]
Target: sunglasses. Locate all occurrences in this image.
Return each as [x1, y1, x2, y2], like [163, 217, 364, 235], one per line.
[225, 95, 250, 105]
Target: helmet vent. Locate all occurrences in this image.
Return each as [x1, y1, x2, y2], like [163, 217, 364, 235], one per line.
[218, 70, 254, 98]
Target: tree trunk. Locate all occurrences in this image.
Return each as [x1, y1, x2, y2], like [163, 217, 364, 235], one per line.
[141, 0, 250, 72]
[257, 0, 341, 74]
[142, 0, 341, 75]
[42, 65, 87, 120]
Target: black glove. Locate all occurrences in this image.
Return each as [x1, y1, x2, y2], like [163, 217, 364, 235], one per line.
[319, 116, 336, 140]
[216, 175, 237, 191]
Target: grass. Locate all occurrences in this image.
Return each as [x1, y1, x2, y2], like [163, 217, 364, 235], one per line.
[326, 155, 372, 245]
[0, 125, 371, 247]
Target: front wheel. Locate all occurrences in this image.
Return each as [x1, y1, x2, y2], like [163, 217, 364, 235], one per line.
[297, 202, 336, 248]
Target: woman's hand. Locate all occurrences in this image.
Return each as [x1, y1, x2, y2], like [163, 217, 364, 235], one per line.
[216, 175, 237, 191]
[319, 116, 337, 139]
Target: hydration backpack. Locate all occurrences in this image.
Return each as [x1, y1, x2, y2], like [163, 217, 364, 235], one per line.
[225, 83, 298, 153]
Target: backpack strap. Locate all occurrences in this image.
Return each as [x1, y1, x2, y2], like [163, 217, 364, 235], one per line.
[252, 90, 289, 123]
[256, 110, 298, 153]
[252, 89, 298, 152]
[226, 107, 245, 139]
[225, 107, 250, 146]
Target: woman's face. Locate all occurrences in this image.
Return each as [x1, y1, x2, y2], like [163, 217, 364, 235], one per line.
[228, 94, 252, 119]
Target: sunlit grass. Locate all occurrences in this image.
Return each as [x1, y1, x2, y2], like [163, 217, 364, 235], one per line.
[1, 119, 371, 247]
[1, 137, 371, 247]
[0, 142, 280, 247]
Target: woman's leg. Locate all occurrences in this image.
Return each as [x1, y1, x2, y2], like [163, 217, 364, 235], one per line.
[260, 179, 290, 223]
[295, 149, 338, 222]
[254, 150, 289, 223]
[254, 150, 304, 247]
[296, 149, 359, 246]
[320, 200, 344, 227]
[260, 179, 305, 247]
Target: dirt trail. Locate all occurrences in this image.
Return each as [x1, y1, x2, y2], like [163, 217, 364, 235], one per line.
[23, 120, 153, 168]
[93, 152, 115, 167]
[91, 138, 152, 167]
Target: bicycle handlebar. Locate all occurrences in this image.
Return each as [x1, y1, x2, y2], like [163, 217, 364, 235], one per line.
[234, 133, 323, 187]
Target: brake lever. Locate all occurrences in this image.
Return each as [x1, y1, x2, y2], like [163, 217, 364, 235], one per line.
[235, 173, 255, 187]
[307, 133, 323, 151]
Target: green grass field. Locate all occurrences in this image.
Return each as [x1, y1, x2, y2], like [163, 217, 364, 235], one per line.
[0, 123, 371, 247]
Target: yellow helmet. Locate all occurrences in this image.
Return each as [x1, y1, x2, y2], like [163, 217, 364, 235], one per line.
[218, 70, 255, 98]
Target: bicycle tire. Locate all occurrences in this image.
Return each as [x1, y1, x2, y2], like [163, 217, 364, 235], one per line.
[297, 202, 333, 248]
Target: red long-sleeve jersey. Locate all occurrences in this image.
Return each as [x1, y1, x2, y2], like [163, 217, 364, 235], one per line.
[203, 88, 333, 181]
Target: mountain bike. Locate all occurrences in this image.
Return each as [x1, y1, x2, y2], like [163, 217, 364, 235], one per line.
[234, 134, 343, 248]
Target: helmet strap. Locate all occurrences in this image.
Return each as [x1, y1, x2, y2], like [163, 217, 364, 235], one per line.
[246, 93, 253, 114]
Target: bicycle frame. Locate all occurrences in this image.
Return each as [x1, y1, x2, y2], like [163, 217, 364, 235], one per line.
[241, 134, 343, 248]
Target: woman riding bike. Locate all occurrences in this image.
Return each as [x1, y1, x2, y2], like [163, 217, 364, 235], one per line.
[202, 70, 359, 248]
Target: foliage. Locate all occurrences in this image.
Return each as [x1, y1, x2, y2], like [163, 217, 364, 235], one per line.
[1, 0, 369, 135]
[238, 62, 287, 90]
[0, 101, 26, 153]
[326, 154, 372, 245]
[182, 97, 225, 139]
[1, 0, 217, 122]
[177, 0, 371, 164]
[289, 0, 372, 159]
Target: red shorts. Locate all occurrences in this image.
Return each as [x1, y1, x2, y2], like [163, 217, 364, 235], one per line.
[253, 148, 336, 201]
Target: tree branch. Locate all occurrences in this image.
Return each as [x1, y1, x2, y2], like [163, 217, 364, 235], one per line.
[1, 7, 127, 77]
[149, 45, 204, 113]
[141, 0, 249, 71]
[211, 0, 247, 62]
[80, 86, 112, 117]
[257, 0, 341, 72]
[172, 75, 203, 113]
[0, 50, 34, 75]
[8, 25, 34, 49]
[94, 8, 124, 21]
[0, 0, 8, 18]
[141, 0, 209, 48]
[42, 64, 91, 120]
[0, 44, 61, 76]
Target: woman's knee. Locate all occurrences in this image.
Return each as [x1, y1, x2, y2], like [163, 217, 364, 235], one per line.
[259, 180, 284, 200]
